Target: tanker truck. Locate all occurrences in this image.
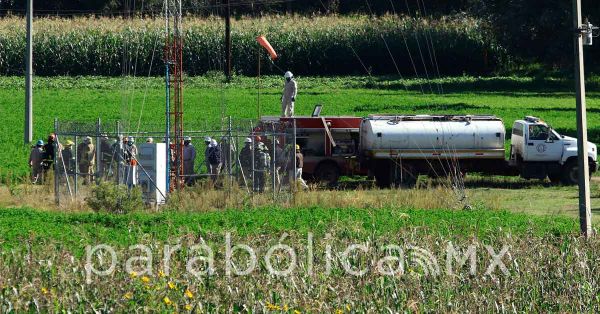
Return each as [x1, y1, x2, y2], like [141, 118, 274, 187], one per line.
[359, 115, 598, 187]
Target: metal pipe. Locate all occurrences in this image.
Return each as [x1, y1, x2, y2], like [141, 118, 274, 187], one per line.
[24, 0, 32, 144]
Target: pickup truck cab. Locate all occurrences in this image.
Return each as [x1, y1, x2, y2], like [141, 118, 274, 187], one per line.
[509, 116, 597, 184]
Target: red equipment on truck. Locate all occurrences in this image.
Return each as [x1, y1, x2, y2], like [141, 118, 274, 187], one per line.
[260, 114, 366, 185]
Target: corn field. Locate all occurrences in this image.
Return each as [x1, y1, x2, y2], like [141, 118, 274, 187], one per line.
[0, 15, 503, 76]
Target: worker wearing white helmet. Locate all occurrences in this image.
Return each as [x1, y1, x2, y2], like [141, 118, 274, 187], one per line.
[183, 136, 196, 185]
[29, 140, 45, 184]
[239, 138, 253, 184]
[281, 71, 297, 117]
[77, 136, 96, 185]
[207, 139, 222, 183]
[146, 137, 154, 143]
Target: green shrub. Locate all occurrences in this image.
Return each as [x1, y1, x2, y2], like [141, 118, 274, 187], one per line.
[86, 182, 144, 214]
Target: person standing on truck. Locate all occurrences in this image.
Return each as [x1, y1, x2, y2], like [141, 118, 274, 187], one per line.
[295, 144, 309, 189]
[29, 140, 45, 184]
[183, 136, 196, 185]
[281, 71, 297, 117]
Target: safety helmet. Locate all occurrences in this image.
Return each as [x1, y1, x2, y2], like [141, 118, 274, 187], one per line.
[84, 136, 92, 143]
[210, 139, 218, 146]
[296, 144, 300, 150]
[36, 140, 44, 146]
[65, 140, 74, 146]
[284, 71, 293, 79]
[146, 137, 154, 143]
[204, 136, 211, 143]
[127, 136, 135, 143]
[184, 136, 192, 142]
[244, 137, 252, 143]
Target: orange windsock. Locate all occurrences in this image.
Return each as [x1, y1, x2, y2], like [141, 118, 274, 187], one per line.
[256, 35, 278, 60]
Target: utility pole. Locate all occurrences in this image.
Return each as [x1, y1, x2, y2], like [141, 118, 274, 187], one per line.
[573, 0, 594, 238]
[224, 0, 232, 80]
[24, 0, 33, 144]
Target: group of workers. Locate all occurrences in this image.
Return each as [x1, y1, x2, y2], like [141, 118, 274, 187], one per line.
[28, 71, 302, 188]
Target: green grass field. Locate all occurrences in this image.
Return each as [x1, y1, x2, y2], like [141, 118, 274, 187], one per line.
[2, 75, 600, 181]
[2, 75, 600, 311]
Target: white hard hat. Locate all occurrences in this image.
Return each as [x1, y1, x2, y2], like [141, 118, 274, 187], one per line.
[210, 139, 217, 146]
[128, 136, 135, 143]
[84, 136, 92, 143]
[204, 136, 211, 142]
[146, 137, 154, 143]
[184, 136, 192, 141]
[284, 71, 293, 79]
[244, 137, 252, 143]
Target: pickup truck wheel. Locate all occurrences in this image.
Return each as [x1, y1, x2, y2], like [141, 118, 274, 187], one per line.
[548, 173, 562, 184]
[315, 162, 340, 186]
[561, 160, 581, 185]
[561, 159, 594, 185]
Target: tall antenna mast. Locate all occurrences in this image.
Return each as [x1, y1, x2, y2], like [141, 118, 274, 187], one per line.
[164, 0, 185, 190]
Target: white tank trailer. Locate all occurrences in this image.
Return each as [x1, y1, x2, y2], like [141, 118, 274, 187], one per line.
[359, 115, 598, 187]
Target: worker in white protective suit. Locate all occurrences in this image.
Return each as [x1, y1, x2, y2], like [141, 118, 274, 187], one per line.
[183, 136, 196, 185]
[281, 71, 297, 117]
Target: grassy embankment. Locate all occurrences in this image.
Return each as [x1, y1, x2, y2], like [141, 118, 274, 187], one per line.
[2, 205, 599, 312]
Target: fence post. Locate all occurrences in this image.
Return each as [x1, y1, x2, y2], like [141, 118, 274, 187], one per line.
[74, 135, 78, 199]
[96, 118, 101, 184]
[54, 118, 60, 206]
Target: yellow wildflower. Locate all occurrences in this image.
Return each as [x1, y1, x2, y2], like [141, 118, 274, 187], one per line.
[168, 281, 176, 290]
[346, 305, 351, 311]
[283, 304, 289, 311]
[158, 270, 166, 277]
[294, 310, 301, 314]
[335, 309, 344, 314]
[163, 296, 172, 306]
[141, 276, 151, 284]
[123, 292, 133, 300]
[41, 287, 49, 295]
[185, 304, 192, 311]
[266, 302, 281, 311]
[185, 289, 194, 298]
[129, 271, 138, 278]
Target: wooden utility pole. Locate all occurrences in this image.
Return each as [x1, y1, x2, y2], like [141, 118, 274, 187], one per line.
[224, 0, 232, 80]
[24, 0, 33, 144]
[573, 0, 592, 238]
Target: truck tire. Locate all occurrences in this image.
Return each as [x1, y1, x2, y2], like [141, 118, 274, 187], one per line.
[374, 160, 392, 188]
[548, 173, 562, 184]
[314, 162, 340, 186]
[561, 159, 593, 185]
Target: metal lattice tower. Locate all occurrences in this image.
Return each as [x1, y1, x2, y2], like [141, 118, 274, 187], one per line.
[164, 0, 184, 190]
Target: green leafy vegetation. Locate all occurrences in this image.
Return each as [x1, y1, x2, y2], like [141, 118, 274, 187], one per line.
[1, 206, 599, 312]
[2, 74, 599, 182]
[0, 15, 500, 76]
[86, 182, 144, 214]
